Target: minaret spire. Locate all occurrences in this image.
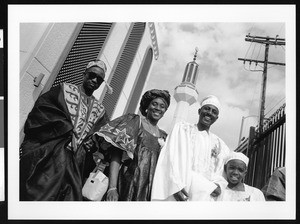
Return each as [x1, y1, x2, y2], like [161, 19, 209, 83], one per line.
[171, 48, 200, 127]
[193, 47, 198, 62]
[181, 47, 200, 85]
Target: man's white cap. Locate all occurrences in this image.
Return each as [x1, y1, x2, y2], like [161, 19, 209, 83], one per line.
[224, 152, 249, 166]
[200, 95, 221, 112]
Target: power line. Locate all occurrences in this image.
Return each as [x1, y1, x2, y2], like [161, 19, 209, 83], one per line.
[238, 34, 285, 134]
[265, 97, 285, 116]
[239, 58, 285, 66]
[250, 42, 257, 59]
[244, 37, 254, 59]
[255, 43, 263, 61]
[248, 74, 260, 112]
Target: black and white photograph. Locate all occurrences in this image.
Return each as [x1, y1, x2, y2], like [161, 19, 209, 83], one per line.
[6, 4, 296, 220]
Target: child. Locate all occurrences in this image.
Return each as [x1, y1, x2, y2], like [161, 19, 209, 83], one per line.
[217, 152, 265, 201]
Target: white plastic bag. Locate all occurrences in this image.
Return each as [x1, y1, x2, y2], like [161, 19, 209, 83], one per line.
[82, 170, 109, 201]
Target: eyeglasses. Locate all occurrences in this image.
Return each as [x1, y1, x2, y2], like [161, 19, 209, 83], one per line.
[85, 72, 104, 84]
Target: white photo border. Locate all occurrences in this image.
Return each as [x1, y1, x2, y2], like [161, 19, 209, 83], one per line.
[8, 4, 296, 220]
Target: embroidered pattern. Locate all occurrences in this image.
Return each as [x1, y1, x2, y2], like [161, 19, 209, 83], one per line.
[120, 138, 136, 153]
[64, 83, 80, 124]
[63, 83, 105, 149]
[98, 124, 137, 154]
[211, 138, 221, 158]
[114, 128, 130, 144]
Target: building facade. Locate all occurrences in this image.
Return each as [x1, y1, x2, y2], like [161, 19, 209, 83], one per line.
[19, 22, 159, 143]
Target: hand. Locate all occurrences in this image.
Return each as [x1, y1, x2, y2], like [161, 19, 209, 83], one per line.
[210, 183, 221, 197]
[97, 162, 108, 173]
[173, 188, 189, 201]
[83, 138, 96, 152]
[106, 188, 119, 201]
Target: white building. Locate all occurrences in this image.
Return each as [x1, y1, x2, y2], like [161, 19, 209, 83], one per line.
[19, 22, 159, 143]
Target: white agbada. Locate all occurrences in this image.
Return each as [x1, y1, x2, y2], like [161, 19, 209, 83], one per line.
[217, 152, 265, 201]
[217, 184, 266, 201]
[151, 121, 230, 201]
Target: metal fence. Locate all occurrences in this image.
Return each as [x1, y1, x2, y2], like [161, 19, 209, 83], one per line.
[236, 104, 286, 189]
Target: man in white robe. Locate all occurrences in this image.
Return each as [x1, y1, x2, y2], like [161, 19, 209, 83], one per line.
[151, 95, 231, 201]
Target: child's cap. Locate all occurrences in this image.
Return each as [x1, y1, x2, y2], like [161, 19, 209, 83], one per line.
[225, 152, 249, 166]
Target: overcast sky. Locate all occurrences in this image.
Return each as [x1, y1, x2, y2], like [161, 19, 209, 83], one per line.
[144, 22, 286, 150]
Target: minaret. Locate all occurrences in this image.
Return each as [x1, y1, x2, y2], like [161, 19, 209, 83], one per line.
[171, 48, 199, 127]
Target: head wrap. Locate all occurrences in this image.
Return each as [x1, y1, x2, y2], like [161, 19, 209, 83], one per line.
[139, 89, 171, 116]
[200, 95, 221, 113]
[85, 59, 113, 94]
[86, 59, 107, 79]
[225, 152, 249, 167]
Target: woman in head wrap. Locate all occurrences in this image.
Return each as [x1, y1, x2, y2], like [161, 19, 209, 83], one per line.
[93, 89, 171, 201]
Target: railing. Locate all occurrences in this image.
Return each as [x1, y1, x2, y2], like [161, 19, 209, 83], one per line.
[236, 104, 286, 189]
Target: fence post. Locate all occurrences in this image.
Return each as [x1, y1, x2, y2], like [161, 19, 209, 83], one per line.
[246, 126, 256, 156]
[245, 126, 256, 185]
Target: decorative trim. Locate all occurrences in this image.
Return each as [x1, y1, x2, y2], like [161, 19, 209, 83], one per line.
[148, 22, 159, 60]
[63, 83, 105, 147]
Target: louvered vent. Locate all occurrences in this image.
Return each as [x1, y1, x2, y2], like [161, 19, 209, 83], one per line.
[126, 48, 153, 114]
[52, 22, 112, 87]
[102, 22, 146, 118]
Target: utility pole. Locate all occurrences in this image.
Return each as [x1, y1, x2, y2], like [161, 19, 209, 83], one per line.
[238, 34, 285, 134]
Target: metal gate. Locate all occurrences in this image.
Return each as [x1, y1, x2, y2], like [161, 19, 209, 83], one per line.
[245, 104, 286, 189]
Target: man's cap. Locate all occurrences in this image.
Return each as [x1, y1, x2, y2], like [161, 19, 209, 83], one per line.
[86, 60, 107, 73]
[200, 95, 221, 112]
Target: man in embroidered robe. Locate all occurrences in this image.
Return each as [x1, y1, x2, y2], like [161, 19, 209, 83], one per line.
[20, 60, 109, 201]
[151, 95, 231, 201]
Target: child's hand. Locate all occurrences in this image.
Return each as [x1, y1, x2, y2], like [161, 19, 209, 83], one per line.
[210, 183, 221, 197]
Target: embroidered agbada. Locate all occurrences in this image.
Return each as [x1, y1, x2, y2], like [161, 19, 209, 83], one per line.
[151, 121, 230, 201]
[217, 184, 265, 201]
[20, 83, 108, 201]
[95, 114, 167, 201]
